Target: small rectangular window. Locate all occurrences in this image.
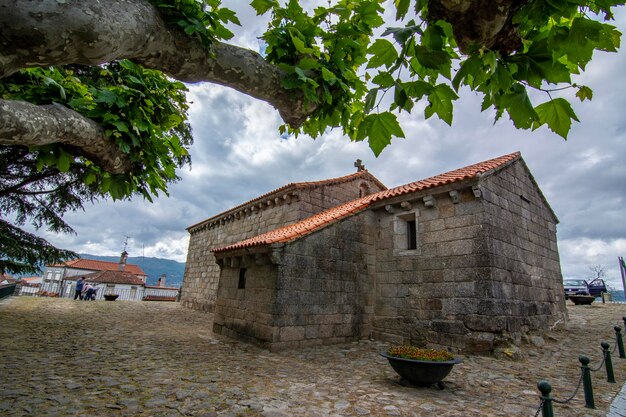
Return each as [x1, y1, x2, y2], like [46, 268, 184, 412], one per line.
[407, 220, 417, 250]
[238, 268, 247, 289]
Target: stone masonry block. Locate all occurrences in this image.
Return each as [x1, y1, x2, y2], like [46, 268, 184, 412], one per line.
[279, 326, 306, 342]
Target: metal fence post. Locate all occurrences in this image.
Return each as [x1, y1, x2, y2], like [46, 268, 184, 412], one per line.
[601, 342, 616, 383]
[616, 326, 626, 359]
[537, 381, 554, 417]
[579, 355, 595, 409]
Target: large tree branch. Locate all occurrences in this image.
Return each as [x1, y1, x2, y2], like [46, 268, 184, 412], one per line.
[0, 99, 132, 174]
[0, 0, 311, 127]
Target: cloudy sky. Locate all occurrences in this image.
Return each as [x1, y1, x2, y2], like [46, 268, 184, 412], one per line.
[33, 2, 626, 289]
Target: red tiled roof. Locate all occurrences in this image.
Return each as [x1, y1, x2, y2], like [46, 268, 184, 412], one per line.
[82, 270, 146, 286]
[187, 169, 387, 231]
[145, 285, 180, 290]
[53, 259, 147, 276]
[213, 152, 520, 253]
[143, 295, 178, 301]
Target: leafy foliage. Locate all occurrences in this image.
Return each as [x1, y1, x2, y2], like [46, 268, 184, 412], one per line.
[147, 0, 239, 46]
[1, 58, 193, 272]
[253, 0, 388, 154]
[0, 146, 83, 274]
[252, 0, 623, 148]
[0, 61, 193, 201]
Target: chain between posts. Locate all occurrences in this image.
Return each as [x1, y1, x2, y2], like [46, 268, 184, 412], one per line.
[551, 373, 583, 404]
[533, 399, 545, 417]
[590, 352, 606, 372]
[534, 319, 625, 416]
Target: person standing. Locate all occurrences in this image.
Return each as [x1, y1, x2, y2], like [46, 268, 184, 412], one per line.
[74, 277, 85, 300]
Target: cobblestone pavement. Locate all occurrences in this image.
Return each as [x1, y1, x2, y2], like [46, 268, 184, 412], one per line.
[1, 297, 625, 417]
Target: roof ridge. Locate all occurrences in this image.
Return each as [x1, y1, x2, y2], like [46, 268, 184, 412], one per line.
[187, 169, 387, 231]
[212, 152, 521, 254]
[50, 258, 147, 275]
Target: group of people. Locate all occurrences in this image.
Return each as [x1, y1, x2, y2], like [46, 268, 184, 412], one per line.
[73, 277, 97, 300]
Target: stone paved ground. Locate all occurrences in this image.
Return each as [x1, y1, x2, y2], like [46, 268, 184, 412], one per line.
[1, 297, 625, 417]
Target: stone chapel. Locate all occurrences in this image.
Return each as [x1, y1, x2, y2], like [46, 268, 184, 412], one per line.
[181, 152, 566, 353]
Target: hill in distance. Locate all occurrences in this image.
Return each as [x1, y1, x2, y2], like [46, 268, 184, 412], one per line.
[79, 253, 185, 287]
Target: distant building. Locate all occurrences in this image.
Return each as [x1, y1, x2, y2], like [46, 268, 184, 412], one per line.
[16, 276, 41, 296]
[41, 251, 147, 297]
[183, 152, 566, 354]
[78, 270, 147, 301]
[144, 274, 180, 301]
[1, 273, 16, 285]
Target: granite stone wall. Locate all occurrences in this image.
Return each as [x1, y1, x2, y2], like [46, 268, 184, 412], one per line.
[371, 187, 491, 351]
[181, 175, 385, 312]
[370, 160, 564, 353]
[478, 161, 565, 338]
[212, 259, 279, 345]
[213, 211, 377, 350]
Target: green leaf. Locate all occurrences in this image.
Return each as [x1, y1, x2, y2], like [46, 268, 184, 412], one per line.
[290, 31, 314, 54]
[321, 67, 337, 84]
[534, 98, 580, 139]
[452, 55, 481, 91]
[95, 89, 118, 106]
[393, 82, 408, 110]
[367, 39, 398, 69]
[357, 112, 405, 156]
[576, 85, 593, 102]
[363, 89, 378, 113]
[217, 8, 240, 25]
[382, 25, 422, 44]
[402, 80, 433, 99]
[414, 45, 450, 69]
[84, 172, 97, 185]
[298, 57, 319, 71]
[500, 84, 538, 129]
[424, 84, 458, 125]
[57, 151, 71, 172]
[111, 120, 129, 133]
[394, 0, 410, 20]
[212, 25, 234, 41]
[372, 72, 394, 88]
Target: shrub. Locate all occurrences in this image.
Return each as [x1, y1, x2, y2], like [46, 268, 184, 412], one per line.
[387, 346, 455, 361]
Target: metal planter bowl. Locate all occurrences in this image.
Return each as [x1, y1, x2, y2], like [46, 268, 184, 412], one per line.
[380, 352, 462, 386]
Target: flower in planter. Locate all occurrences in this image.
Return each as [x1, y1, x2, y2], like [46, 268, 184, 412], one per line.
[387, 346, 455, 362]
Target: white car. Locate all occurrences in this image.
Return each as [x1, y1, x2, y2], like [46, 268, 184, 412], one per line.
[563, 279, 589, 300]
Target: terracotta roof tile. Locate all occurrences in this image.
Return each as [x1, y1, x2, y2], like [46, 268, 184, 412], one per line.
[213, 152, 520, 254]
[145, 285, 180, 290]
[53, 259, 147, 276]
[82, 270, 146, 286]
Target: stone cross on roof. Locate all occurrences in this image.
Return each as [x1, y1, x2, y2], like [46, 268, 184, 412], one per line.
[354, 159, 365, 172]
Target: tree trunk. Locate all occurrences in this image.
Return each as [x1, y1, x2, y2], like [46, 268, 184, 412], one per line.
[428, 0, 528, 54]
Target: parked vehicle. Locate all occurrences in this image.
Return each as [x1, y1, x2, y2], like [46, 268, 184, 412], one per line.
[563, 279, 589, 299]
[586, 278, 608, 297]
[563, 278, 608, 300]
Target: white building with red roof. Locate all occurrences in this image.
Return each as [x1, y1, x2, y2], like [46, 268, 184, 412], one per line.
[184, 152, 566, 354]
[16, 276, 42, 296]
[41, 251, 148, 298]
